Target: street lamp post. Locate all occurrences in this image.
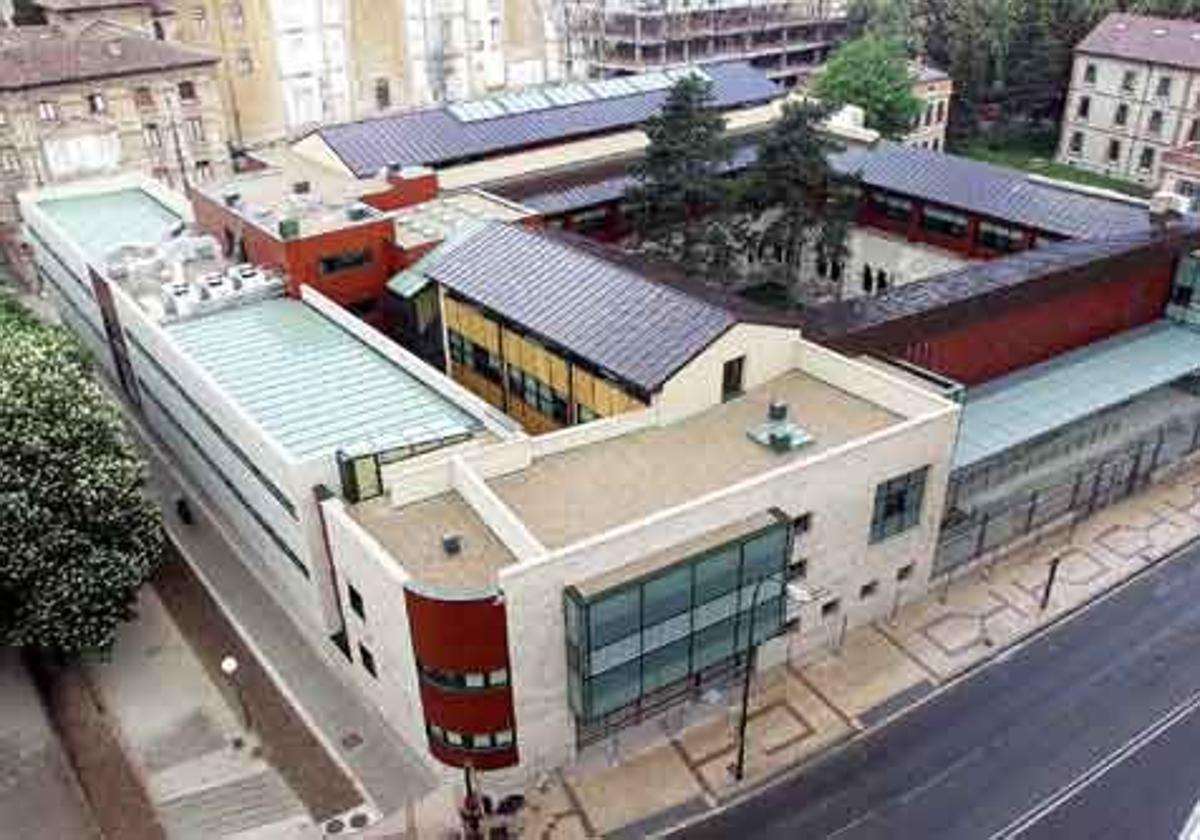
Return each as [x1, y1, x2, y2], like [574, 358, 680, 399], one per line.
[731, 572, 789, 783]
[220, 655, 252, 734]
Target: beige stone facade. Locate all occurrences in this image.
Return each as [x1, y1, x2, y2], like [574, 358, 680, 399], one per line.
[904, 64, 952, 152]
[0, 22, 228, 252]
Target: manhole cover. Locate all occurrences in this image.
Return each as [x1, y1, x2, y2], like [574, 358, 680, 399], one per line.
[341, 732, 363, 750]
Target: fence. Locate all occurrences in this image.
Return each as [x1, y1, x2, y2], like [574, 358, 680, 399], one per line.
[934, 412, 1200, 577]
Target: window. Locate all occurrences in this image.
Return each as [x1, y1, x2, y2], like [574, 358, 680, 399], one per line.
[419, 663, 510, 691]
[793, 512, 812, 534]
[227, 0, 244, 28]
[923, 103, 933, 126]
[935, 100, 945, 123]
[1121, 70, 1137, 93]
[978, 221, 1023, 254]
[897, 564, 914, 582]
[870, 192, 913, 222]
[1139, 147, 1155, 171]
[1076, 96, 1090, 120]
[134, 86, 154, 109]
[1190, 120, 1200, 144]
[1114, 103, 1129, 126]
[0, 108, 6, 127]
[721, 356, 745, 402]
[236, 48, 254, 75]
[861, 264, 874, 294]
[1157, 76, 1172, 99]
[143, 123, 163, 148]
[348, 583, 365, 620]
[576, 403, 599, 424]
[375, 77, 391, 110]
[860, 580, 879, 600]
[0, 148, 19, 173]
[1068, 131, 1084, 155]
[185, 116, 205, 142]
[194, 159, 212, 181]
[1149, 110, 1164, 135]
[1083, 63, 1096, 84]
[320, 249, 372, 275]
[86, 92, 106, 115]
[38, 100, 59, 122]
[358, 644, 377, 678]
[870, 467, 928, 543]
[191, 5, 208, 32]
[178, 80, 197, 103]
[921, 207, 969, 239]
[1107, 139, 1121, 163]
[821, 599, 840, 618]
[933, 138, 940, 151]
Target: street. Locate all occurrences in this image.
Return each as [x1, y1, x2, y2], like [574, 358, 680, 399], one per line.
[677, 539, 1200, 840]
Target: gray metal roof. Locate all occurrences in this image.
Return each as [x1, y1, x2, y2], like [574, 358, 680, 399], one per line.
[1077, 13, 1200, 72]
[832, 143, 1151, 239]
[955, 320, 1200, 469]
[312, 61, 780, 178]
[166, 298, 482, 460]
[414, 222, 736, 393]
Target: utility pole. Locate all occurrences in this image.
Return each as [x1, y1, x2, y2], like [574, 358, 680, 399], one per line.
[731, 572, 788, 783]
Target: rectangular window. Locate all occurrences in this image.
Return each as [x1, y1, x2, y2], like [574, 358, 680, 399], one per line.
[1115, 103, 1129, 127]
[1083, 63, 1096, 84]
[348, 583, 365, 620]
[375, 77, 391, 110]
[358, 643, 377, 678]
[134, 86, 154, 109]
[1149, 110, 1164, 136]
[178, 80, 198, 102]
[721, 356, 745, 402]
[236, 48, 254, 75]
[921, 207, 968, 239]
[143, 123, 163, 148]
[978, 221, 1023, 254]
[1076, 96, 1090, 120]
[86, 92, 106, 115]
[869, 192, 912, 222]
[195, 159, 212, 181]
[860, 580, 879, 599]
[1157, 76, 1172, 99]
[897, 564, 914, 582]
[0, 148, 19, 173]
[38, 100, 59, 122]
[1121, 70, 1137, 93]
[821, 599, 840, 617]
[870, 467, 929, 544]
[1068, 131, 1084, 155]
[320, 249, 372, 275]
[576, 403, 599, 424]
[185, 116, 205, 142]
[191, 5, 207, 31]
[227, 0, 244, 28]
[1107, 139, 1122, 163]
[1139, 147, 1155, 171]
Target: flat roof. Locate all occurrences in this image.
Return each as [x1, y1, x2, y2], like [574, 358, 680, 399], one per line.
[37, 188, 182, 262]
[310, 61, 781, 177]
[393, 191, 533, 249]
[489, 369, 901, 548]
[351, 492, 515, 592]
[165, 297, 482, 460]
[954, 320, 1200, 469]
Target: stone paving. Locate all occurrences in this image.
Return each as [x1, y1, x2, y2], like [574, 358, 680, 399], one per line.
[512, 458, 1200, 839]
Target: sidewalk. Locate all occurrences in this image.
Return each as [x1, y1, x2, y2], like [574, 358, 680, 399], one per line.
[516, 458, 1200, 839]
[86, 588, 315, 839]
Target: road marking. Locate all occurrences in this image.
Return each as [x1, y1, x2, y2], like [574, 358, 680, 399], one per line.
[990, 685, 1200, 839]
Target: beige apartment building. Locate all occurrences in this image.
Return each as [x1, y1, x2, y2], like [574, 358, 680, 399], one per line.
[904, 63, 951, 152]
[31, 0, 562, 149]
[0, 19, 228, 259]
[1057, 13, 1200, 187]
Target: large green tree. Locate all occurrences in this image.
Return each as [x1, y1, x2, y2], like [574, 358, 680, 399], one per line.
[0, 295, 162, 655]
[741, 100, 860, 307]
[811, 36, 922, 140]
[627, 74, 733, 276]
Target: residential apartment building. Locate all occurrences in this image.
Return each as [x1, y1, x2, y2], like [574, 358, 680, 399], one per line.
[1056, 13, 1200, 187]
[562, 0, 847, 87]
[904, 63, 951, 152]
[31, 0, 564, 147]
[0, 19, 228, 262]
[22, 172, 961, 796]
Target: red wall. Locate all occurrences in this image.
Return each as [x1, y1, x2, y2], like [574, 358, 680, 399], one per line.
[405, 590, 518, 770]
[897, 262, 1173, 385]
[190, 191, 396, 307]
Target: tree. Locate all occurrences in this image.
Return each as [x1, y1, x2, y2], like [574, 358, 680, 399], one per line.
[627, 74, 732, 276]
[0, 295, 162, 656]
[742, 100, 860, 307]
[811, 36, 923, 140]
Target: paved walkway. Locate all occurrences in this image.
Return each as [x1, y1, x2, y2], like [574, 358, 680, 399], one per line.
[0, 650, 101, 840]
[87, 589, 315, 840]
[514, 457, 1200, 840]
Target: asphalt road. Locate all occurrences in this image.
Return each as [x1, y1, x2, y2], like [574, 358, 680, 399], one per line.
[676, 540, 1200, 840]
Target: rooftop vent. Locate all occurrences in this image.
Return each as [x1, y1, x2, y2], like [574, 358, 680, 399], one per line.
[346, 204, 372, 222]
[747, 401, 814, 454]
[442, 534, 463, 556]
[292, 180, 311, 195]
[223, 192, 241, 207]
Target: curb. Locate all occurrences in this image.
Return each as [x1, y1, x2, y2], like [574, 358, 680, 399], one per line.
[653, 532, 1200, 837]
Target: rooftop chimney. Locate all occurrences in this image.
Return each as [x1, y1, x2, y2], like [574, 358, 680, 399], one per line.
[442, 534, 463, 556]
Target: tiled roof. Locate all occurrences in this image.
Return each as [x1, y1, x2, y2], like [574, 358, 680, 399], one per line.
[0, 21, 216, 91]
[311, 61, 781, 178]
[1077, 13, 1200, 71]
[803, 225, 1198, 342]
[413, 222, 737, 393]
[832, 143, 1151, 239]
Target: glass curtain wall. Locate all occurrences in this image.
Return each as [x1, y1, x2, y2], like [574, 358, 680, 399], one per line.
[564, 520, 791, 746]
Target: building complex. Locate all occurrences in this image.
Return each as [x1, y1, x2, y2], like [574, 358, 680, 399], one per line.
[1057, 12, 1200, 187]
